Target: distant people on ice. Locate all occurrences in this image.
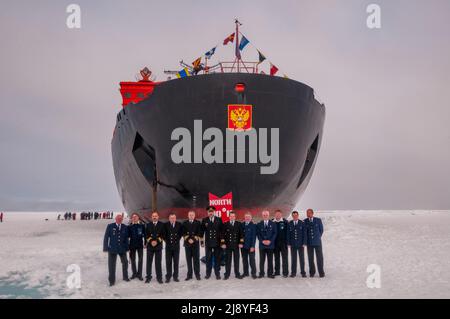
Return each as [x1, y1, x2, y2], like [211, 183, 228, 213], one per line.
[61, 211, 116, 221]
[101, 208, 325, 286]
[0, 211, 3, 223]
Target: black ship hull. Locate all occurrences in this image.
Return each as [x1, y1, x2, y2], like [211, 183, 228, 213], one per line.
[112, 73, 325, 220]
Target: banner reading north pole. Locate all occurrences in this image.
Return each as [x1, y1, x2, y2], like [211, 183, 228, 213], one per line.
[208, 192, 233, 222]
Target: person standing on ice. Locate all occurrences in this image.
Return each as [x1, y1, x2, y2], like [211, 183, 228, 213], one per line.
[103, 214, 130, 286]
[287, 211, 307, 278]
[304, 209, 325, 278]
[145, 211, 165, 284]
[220, 211, 244, 280]
[0, 212, 3, 223]
[241, 212, 258, 279]
[128, 213, 146, 281]
[256, 210, 277, 278]
[272, 209, 289, 278]
[201, 206, 223, 280]
[163, 213, 183, 283]
[182, 210, 202, 281]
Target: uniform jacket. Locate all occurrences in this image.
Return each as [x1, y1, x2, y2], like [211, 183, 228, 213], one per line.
[128, 222, 146, 249]
[182, 219, 202, 247]
[287, 220, 307, 248]
[163, 221, 183, 250]
[256, 220, 278, 250]
[221, 221, 244, 249]
[304, 217, 324, 247]
[103, 223, 129, 254]
[201, 216, 223, 248]
[145, 221, 165, 251]
[241, 221, 257, 249]
[273, 218, 289, 248]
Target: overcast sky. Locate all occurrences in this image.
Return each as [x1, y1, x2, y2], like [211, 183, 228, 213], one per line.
[0, 0, 449, 211]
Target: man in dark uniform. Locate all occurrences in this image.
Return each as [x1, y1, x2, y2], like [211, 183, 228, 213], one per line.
[201, 206, 223, 280]
[128, 213, 146, 280]
[145, 211, 165, 284]
[241, 212, 257, 279]
[256, 210, 278, 278]
[164, 213, 183, 283]
[304, 209, 325, 278]
[103, 214, 130, 286]
[287, 211, 307, 278]
[182, 210, 202, 281]
[220, 211, 244, 280]
[273, 209, 289, 277]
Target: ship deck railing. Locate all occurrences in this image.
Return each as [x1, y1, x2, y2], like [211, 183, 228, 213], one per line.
[206, 61, 260, 74]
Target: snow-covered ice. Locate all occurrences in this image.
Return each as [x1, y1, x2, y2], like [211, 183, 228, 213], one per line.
[0, 211, 449, 299]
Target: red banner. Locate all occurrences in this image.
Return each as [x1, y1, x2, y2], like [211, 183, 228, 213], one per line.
[208, 192, 233, 222]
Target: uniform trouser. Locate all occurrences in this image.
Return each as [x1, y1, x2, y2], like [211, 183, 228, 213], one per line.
[224, 248, 240, 277]
[108, 252, 128, 284]
[165, 247, 180, 279]
[241, 248, 257, 276]
[205, 246, 221, 276]
[274, 245, 289, 276]
[290, 246, 306, 275]
[307, 245, 324, 276]
[259, 248, 274, 276]
[146, 249, 163, 280]
[185, 244, 200, 278]
[129, 248, 143, 278]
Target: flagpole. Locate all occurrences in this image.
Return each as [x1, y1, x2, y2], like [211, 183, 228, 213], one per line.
[235, 19, 240, 72]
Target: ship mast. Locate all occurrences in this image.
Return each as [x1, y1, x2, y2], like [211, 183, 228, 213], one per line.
[232, 19, 251, 73]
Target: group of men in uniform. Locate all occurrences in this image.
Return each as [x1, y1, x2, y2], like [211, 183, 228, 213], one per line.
[103, 206, 324, 286]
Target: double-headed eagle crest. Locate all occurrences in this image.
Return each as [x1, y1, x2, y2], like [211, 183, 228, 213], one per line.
[228, 105, 252, 131]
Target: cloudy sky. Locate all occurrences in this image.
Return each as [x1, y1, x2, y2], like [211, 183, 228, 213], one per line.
[0, 0, 449, 211]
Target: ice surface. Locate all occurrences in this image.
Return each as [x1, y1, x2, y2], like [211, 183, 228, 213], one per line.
[0, 211, 449, 299]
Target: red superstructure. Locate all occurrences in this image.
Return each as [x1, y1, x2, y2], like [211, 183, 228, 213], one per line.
[119, 67, 161, 107]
